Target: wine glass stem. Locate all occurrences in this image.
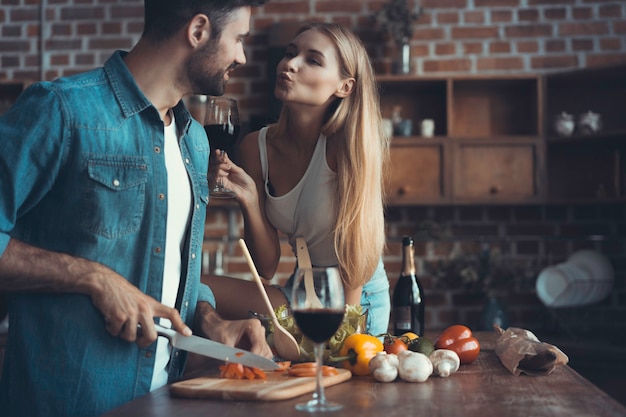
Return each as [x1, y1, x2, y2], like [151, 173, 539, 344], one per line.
[217, 149, 225, 188]
[314, 343, 326, 404]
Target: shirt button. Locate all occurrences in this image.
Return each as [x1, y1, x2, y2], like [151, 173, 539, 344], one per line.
[184, 301, 189, 308]
[154, 147, 161, 153]
[113, 179, 120, 187]
[155, 247, 162, 253]
[175, 351, 180, 357]
[159, 193, 165, 200]
[191, 253, 196, 260]
[145, 351, 152, 358]
[196, 204, 200, 210]
[185, 158, 190, 164]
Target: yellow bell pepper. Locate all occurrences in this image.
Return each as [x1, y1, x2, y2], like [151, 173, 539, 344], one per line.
[338, 333, 384, 376]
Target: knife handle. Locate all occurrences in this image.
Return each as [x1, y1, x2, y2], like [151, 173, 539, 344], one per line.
[136, 323, 177, 341]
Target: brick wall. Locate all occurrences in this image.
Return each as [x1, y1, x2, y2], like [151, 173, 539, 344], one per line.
[2, 0, 626, 335]
[2, 0, 626, 122]
[208, 203, 626, 337]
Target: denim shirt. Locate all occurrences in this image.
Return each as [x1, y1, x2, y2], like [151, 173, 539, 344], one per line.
[0, 51, 215, 417]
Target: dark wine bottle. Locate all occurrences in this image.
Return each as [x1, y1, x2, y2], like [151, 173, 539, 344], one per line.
[392, 236, 425, 336]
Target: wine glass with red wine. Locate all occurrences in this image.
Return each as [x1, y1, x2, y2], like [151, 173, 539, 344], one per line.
[291, 266, 345, 412]
[204, 96, 240, 198]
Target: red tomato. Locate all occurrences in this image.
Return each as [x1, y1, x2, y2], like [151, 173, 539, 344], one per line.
[384, 337, 408, 355]
[445, 337, 480, 364]
[435, 325, 473, 349]
[435, 324, 481, 364]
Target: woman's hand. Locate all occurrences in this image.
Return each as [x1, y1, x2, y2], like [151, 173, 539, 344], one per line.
[208, 150, 258, 206]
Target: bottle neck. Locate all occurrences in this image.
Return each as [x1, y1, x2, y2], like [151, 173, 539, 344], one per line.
[401, 244, 416, 276]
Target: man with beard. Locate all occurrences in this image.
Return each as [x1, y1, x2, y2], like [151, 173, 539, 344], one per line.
[0, 1, 268, 416]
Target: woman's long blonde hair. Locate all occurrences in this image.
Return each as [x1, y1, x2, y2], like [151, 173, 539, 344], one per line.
[276, 22, 390, 288]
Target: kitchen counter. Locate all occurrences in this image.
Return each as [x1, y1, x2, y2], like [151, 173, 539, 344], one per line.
[101, 332, 626, 417]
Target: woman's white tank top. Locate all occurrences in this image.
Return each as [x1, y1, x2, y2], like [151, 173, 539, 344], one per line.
[258, 127, 338, 266]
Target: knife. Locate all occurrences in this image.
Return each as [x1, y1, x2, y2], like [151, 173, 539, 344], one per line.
[154, 324, 280, 370]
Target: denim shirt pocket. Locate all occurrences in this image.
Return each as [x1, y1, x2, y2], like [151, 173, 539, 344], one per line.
[81, 156, 148, 239]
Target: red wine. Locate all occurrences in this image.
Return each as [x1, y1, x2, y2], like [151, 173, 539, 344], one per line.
[204, 124, 240, 153]
[293, 309, 344, 344]
[392, 236, 425, 336]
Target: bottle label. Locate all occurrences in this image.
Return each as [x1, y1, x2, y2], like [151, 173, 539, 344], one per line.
[394, 306, 411, 330]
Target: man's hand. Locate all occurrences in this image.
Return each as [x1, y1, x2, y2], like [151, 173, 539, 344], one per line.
[0, 239, 190, 348]
[194, 301, 273, 358]
[87, 265, 191, 347]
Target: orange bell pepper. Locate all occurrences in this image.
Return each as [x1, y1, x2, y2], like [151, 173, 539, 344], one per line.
[337, 333, 384, 376]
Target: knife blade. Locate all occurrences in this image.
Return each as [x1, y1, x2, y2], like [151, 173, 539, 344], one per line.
[155, 324, 280, 370]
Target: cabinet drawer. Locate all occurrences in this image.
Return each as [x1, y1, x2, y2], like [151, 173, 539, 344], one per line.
[452, 141, 540, 202]
[386, 141, 446, 205]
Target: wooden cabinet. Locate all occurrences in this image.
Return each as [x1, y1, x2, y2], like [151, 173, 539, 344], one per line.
[386, 138, 446, 205]
[544, 65, 626, 202]
[451, 139, 543, 203]
[378, 75, 544, 205]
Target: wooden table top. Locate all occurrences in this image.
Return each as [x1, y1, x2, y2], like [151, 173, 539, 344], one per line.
[101, 332, 626, 417]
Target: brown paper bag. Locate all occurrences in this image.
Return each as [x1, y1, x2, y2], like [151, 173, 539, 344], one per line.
[494, 325, 569, 376]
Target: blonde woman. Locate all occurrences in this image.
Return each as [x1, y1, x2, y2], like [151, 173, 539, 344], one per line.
[208, 22, 390, 335]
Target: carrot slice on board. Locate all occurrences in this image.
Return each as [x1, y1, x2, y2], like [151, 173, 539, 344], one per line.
[224, 363, 245, 379]
[242, 366, 256, 380]
[287, 365, 339, 377]
[251, 367, 267, 380]
[219, 362, 269, 380]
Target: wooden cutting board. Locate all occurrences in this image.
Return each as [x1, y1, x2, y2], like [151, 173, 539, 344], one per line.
[169, 368, 352, 401]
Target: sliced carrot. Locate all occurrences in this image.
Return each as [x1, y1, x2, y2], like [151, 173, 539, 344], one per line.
[287, 365, 339, 377]
[224, 363, 245, 379]
[323, 366, 339, 376]
[243, 366, 256, 380]
[223, 363, 235, 379]
[219, 362, 269, 380]
[251, 367, 267, 380]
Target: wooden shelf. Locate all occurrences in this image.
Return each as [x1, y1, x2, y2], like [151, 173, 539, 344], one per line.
[545, 64, 626, 201]
[547, 129, 626, 144]
[450, 77, 540, 137]
[379, 79, 447, 137]
[379, 64, 625, 205]
[379, 74, 543, 205]
[545, 66, 626, 136]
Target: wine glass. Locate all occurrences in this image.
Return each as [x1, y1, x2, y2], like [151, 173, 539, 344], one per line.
[291, 266, 345, 412]
[204, 96, 241, 198]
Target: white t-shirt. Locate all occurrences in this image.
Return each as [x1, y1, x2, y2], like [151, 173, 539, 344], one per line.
[150, 110, 192, 391]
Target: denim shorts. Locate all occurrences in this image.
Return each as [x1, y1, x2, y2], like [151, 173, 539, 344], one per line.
[276, 258, 390, 336]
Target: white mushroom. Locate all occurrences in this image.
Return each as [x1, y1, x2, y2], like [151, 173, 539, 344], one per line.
[368, 351, 399, 382]
[397, 350, 433, 382]
[429, 349, 460, 377]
